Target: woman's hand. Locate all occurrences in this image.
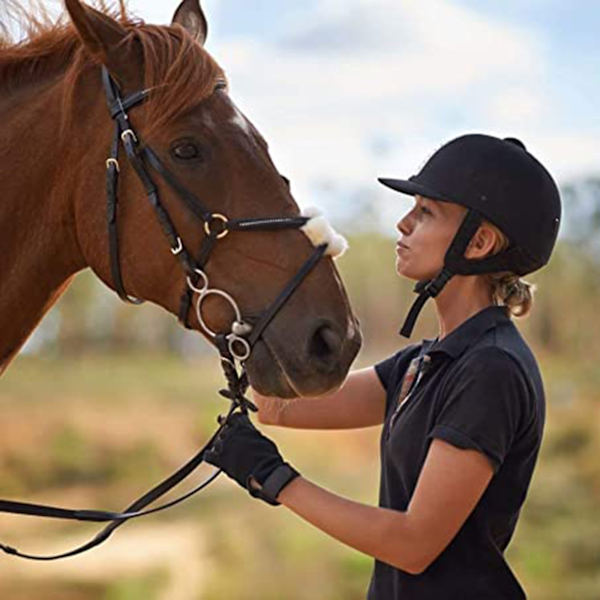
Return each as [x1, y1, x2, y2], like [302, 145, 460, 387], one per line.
[204, 412, 299, 505]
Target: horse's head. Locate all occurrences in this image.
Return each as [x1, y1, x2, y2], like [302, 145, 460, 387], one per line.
[65, 0, 361, 397]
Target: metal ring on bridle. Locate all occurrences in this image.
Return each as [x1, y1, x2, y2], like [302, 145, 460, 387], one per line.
[186, 269, 209, 295]
[194, 288, 244, 338]
[226, 334, 251, 361]
[204, 213, 229, 239]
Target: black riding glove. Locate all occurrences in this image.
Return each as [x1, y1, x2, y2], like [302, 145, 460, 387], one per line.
[204, 412, 300, 506]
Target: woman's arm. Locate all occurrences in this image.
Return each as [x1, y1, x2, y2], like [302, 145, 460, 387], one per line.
[278, 438, 494, 574]
[254, 367, 386, 429]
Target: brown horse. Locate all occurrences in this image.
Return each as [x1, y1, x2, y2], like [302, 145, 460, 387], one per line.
[0, 0, 361, 397]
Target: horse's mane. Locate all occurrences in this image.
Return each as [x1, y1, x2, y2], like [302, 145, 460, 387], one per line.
[0, 1, 225, 129]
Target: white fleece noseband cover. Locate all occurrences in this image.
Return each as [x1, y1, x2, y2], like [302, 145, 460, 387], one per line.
[300, 207, 348, 258]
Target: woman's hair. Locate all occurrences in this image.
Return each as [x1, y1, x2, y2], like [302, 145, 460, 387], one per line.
[484, 222, 536, 318]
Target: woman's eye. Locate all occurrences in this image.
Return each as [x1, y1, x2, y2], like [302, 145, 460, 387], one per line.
[172, 142, 199, 160]
[419, 206, 432, 216]
[281, 175, 290, 188]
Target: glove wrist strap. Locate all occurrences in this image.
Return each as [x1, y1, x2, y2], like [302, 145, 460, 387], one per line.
[251, 463, 300, 505]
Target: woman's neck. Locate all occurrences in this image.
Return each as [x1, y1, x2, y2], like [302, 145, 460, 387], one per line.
[433, 275, 494, 340]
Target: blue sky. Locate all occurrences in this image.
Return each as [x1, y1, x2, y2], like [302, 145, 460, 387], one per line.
[112, 1, 600, 228]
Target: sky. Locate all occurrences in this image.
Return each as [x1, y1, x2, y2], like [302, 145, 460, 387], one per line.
[6, 0, 596, 353]
[14, 0, 599, 231]
[123, 0, 599, 231]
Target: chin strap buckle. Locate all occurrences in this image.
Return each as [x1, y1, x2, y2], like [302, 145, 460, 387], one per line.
[422, 267, 454, 298]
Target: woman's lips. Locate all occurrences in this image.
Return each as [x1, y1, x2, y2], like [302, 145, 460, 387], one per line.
[396, 241, 410, 252]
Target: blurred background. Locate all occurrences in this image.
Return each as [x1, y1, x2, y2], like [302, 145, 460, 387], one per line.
[1, 1, 599, 598]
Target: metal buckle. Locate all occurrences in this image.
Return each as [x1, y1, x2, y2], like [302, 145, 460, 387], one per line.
[170, 237, 183, 255]
[204, 213, 229, 239]
[105, 158, 120, 172]
[121, 129, 138, 144]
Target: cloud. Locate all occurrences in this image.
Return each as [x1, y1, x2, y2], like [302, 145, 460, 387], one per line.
[132, 0, 591, 230]
[207, 0, 550, 206]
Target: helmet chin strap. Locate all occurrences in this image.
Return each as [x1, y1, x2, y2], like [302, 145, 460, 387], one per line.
[399, 209, 484, 338]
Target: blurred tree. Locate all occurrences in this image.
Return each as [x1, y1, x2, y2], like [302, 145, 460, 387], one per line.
[561, 177, 600, 257]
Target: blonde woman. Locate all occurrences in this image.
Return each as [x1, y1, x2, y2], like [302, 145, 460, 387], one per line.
[206, 134, 561, 600]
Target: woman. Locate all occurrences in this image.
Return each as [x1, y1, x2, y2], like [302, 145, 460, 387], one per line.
[205, 134, 562, 599]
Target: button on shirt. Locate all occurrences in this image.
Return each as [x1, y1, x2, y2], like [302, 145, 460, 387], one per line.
[367, 306, 545, 600]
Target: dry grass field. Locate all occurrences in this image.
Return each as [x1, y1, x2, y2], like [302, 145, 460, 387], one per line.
[0, 347, 598, 599]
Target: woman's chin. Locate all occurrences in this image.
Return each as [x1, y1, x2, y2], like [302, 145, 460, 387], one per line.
[395, 261, 420, 281]
[396, 260, 441, 283]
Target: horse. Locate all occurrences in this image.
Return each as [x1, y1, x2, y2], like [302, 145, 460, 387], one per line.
[0, 0, 362, 398]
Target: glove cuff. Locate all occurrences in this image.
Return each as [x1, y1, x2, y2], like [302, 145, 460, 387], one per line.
[248, 463, 300, 506]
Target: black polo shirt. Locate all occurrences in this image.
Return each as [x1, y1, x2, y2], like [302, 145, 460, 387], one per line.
[367, 305, 545, 600]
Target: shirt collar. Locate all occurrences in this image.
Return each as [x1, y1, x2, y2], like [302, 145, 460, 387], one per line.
[426, 305, 510, 360]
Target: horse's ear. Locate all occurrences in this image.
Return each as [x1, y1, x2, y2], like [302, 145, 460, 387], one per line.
[65, 0, 133, 82]
[171, 0, 208, 46]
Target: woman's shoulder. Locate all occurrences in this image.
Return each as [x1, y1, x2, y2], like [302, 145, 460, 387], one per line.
[455, 323, 544, 401]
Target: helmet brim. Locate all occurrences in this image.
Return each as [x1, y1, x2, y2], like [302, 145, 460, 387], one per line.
[377, 178, 454, 204]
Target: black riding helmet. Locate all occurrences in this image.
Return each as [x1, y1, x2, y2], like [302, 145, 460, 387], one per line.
[379, 134, 562, 337]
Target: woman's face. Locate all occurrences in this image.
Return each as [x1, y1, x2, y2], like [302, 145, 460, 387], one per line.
[395, 195, 467, 281]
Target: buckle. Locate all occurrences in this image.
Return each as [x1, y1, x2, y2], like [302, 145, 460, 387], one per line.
[170, 237, 183, 255]
[121, 129, 138, 144]
[105, 158, 120, 172]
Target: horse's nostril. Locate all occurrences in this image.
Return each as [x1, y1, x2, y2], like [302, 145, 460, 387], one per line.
[308, 324, 343, 370]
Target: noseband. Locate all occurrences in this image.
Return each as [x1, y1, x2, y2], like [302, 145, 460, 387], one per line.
[0, 67, 343, 561]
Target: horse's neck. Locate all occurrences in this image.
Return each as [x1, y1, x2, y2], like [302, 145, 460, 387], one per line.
[0, 76, 86, 372]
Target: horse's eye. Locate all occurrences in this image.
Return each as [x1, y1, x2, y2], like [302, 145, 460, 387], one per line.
[172, 142, 199, 160]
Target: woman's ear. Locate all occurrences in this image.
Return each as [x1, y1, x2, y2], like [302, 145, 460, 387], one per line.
[465, 224, 500, 259]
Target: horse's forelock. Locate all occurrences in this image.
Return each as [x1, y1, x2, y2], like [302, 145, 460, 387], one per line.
[135, 24, 225, 134]
[1, 1, 224, 130]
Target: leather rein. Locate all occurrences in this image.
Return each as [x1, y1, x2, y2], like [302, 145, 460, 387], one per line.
[0, 67, 330, 560]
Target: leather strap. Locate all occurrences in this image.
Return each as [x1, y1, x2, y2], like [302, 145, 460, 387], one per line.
[0, 68, 336, 561]
[0, 402, 238, 560]
[249, 463, 300, 506]
[248, 244, 327, 346]
[399, 209, 484, 338]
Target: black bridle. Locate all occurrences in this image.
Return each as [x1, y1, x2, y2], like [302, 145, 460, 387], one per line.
[0, 67, 330, 560]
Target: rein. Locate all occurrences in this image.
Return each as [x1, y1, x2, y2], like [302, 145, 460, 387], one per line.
[0, 67, 337, 560]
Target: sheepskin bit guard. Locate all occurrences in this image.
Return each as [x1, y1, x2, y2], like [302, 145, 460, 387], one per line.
[300, 207, 348, 258]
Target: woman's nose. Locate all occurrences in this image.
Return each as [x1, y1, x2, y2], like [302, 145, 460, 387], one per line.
[396, 212, 412, 235]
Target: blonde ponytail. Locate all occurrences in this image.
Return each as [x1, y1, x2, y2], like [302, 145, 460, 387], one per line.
[485, 223, 536, 318]
[487, 272, 536, 317]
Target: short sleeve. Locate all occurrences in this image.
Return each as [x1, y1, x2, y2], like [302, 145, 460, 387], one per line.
[375, 344, 421, 417]
[374, 352, 400, 392]
[428, 347, 531, 473]
[374, 344, 419, 392]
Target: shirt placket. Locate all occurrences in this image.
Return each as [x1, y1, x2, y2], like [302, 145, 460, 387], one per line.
[387, 354, 432, 438]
